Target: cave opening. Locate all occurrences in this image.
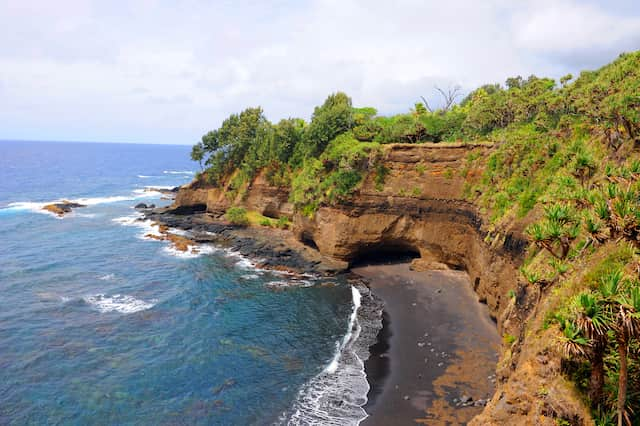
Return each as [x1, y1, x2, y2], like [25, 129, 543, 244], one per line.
[300, 231, 319, 250]
[349, 240, 421, 267]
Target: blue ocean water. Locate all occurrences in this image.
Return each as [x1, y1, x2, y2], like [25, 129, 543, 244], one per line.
[0, 140, 363, 425]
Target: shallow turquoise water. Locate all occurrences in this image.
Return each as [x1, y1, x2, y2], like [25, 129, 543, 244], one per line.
[0, 140, 357, 425]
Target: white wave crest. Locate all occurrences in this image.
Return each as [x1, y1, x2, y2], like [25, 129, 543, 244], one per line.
[163, 170, 193, 175]
[112, 213, 163, 238]
[98, 273, 116, 281]
[235, 257, 256, 269]
[265, 280, 315, 290]
[162, 244, 216, 259]
[241, 274, 260, 280]
[284, 286, 369, 426]
[1, 202, 64, 218]
[84, 294, 155, 314]
[2, 190, 163, 218]
[144, 185, 176, 190]
[113, 214, 217, 258]
[132, 189, 163, 198]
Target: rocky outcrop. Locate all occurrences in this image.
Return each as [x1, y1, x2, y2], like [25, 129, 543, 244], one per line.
[42, 200, 86, 216]
[173, 170, 292, 218]
[171, 142, 592, 424]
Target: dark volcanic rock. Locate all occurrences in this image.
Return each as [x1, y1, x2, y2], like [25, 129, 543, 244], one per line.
[141, 210, 345, 275]
[135, 203, 156, 209]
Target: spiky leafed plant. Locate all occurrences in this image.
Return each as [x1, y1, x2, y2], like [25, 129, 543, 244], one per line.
[571, 292, 611, 406]
[611, 284, 640, 426]
[605, 188, 640, 246]
[560, 318, 591, 359]
[585, 213, 609, 244]
[545, 204, 574, 224]
[527, 204, 581, 259]
[574, 151, 597, 185]
[599, 270, 624, 299]
[598, 273, 640, 426]
[608, 183, 621, 199]
[595, 199, 611, 221]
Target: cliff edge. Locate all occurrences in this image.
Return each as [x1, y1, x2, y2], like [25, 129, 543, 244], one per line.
[172, 142, 593, 425]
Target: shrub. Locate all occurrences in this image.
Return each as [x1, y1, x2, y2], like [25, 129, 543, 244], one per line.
[225, 207, 249, 226]
[375, 164, 389, 191]
[259, 218, 272, 227]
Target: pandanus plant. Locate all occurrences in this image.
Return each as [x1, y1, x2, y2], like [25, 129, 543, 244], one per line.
[613, 287, 640, 426]
[573, 151, 597, 185]
[584, 213, 609, 245]
[599, 274, 640, 426]
[570, 292, 611, 406]
[598, 181, 640, 246]
[527, 204, 580, 259]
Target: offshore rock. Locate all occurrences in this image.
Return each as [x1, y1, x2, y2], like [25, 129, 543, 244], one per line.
[42, 200, 86, 216]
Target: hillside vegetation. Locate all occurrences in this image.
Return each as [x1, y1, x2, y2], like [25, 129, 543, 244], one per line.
[192, 51, 640, 424]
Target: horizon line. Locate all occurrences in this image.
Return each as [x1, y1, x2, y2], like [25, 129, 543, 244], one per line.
[0, 138, 192, 147]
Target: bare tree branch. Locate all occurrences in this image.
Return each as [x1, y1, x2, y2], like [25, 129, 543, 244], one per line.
[435, 85, 462, 112]
[420, 96, 433, 113]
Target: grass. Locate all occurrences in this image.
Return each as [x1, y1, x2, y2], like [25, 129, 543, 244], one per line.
[245, 210, 291, 229]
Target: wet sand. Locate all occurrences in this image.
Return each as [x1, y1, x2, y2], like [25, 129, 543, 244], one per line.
[352, 263, 499, 425]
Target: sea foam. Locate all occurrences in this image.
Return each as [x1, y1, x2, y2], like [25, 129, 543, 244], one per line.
[2, 189, 164, 218]
[84, 294, 155, 314]
[113, 213, 218, 258]
[161, 244, 217, 259]
[112, 213, 162, 237]
[163, 170, 193, 175]
[284, 286, 370, 426]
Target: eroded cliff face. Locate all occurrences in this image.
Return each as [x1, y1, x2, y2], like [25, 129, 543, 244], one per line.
[173, 143, 592, 425]
[174, 169, 293, 217]
[294, 143, 520, 322]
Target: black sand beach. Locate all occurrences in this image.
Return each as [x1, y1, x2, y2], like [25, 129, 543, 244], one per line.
[353, 263, 499, 425]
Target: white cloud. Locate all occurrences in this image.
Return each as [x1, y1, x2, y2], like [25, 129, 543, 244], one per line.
[513, 0, 640, 52]
[0, 0, 638, 144]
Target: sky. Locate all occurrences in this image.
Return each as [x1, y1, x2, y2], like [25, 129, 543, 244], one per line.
[1, 0, 639, 145]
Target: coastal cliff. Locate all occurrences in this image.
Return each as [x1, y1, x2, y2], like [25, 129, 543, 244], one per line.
[172, 142, 592, 424]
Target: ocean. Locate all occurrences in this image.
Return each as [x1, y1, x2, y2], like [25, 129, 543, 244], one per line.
[0, 140, 370, 425]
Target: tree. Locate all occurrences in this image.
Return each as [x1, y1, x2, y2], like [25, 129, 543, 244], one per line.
[560, 74, 573, 87]
[570, 292, 610, 406]
[421, 85, 462, 113]
[190, 142, 205, 170]
[290, 92, 353, 165]
[200, 106, 270, 183]
[435, 85, 462, 112]
[506, 76, 524, 90]
[598, 272, 640, 426]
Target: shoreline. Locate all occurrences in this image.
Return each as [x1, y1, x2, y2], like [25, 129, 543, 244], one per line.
[353, 262, 499, 425]
[143, 209, 499, 424]
[141, 209, 349, 275]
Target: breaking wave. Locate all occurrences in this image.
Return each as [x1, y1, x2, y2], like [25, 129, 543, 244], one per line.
[83, 294, 155, 314]
[281, 285, 382, 425]
[163, 170, 193, 175]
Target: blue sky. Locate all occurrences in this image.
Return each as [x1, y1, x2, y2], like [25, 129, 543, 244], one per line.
[1, 0, 639, 145]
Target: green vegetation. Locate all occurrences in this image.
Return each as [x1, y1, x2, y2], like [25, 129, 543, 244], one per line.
[225, 206, 249, 226]
[276, 216, 290, 229]
[192, 51, 640, 423]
